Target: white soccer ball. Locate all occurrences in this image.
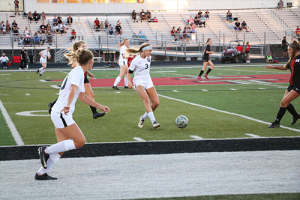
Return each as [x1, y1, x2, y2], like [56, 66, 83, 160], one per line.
[175, 115, 188, 128]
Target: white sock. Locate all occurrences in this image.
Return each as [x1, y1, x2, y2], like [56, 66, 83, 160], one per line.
[142, 112, 148, 120]
[40, 69, 46, 74]
[45, 139, 76, 154]
[37, 153, 61, 175]
[39, 67, 43, 71]
[113, 76, 122, 86]
[124, 77, 128, 86]
[147, 112, 156, 124]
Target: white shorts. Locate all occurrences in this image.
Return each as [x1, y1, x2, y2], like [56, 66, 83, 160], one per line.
[40, 57, 47, 63]
[134, 79, 154, 90]
[118, 59, 128, 67]
[51, 111, 75, 129]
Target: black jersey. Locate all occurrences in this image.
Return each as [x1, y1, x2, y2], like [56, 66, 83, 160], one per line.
[203, 44, 210, 60]
[286, 55, 300, 86]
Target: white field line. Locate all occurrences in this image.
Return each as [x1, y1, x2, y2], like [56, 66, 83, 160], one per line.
[190, 135, 203, 140]
[245, 133, 261, 138]
[133, 137, 146, 142]
[0, 99, 24, 145]
[158, 94, 300, 133]
[50, 85, 61, 89]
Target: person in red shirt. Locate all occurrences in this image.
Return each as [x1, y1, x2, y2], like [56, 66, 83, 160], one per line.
[296, 26, 300, 37]
[94, 18, 100, 29]
[70, 29, 76, 41]
[245, 41, 250, 63]
[236, 43, 244, 52]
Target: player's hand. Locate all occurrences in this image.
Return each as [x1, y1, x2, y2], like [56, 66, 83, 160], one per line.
[88, 73, 95, 79]
[265, 66, 273, 69]
[100, 106, 110, 113]
[128, 82, 133, 89]
[60, 105, 70, 114]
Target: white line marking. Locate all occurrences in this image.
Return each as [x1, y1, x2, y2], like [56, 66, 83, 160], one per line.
[133, 137, 146, 142]
[258, 88, 266, 90]
[116, 91, 121, 93]
[202, 89, 208, 91]
[0, 94, 7, 96]
[230, 88, 237, 91]
[173, 90, 179, 92]
[0, 74, 11, 75]
[245, 133, 261, 138]
[0, 99, 24, 146]
[158, 94, 300, 133]
[50, 85, 61, 89]
[39, 79, 48, 82]
[190, 135, 203, 140]
[15, 110, 49, 117]
[25, 93, 30, 96]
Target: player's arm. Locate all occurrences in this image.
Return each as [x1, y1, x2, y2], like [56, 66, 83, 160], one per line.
[87, 71, 94, 78]
[265, 65, 287, 70]
[39, 51, 45, 58]
[127, 69, 133, 89]
[206, 51, 214, 54]
[60, 84, 78, 114]
[79, 92, 110, 113]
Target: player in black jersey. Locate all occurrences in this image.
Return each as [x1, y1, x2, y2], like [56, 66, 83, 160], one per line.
[266, 40, 300, 128]
[198, 38, 215, 80]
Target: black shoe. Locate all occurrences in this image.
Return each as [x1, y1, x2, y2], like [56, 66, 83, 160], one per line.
[36, 69, 39, 74]
[124, 86, 129, 89]
[38, 146, 49, 169]
[291, 114, 300, 125]
[35, 173, 57, 180]
[39, 74, 42, 76]
[93, 112, 105, 119]
[48, 102, 53, 114]
[112, 85, 120, 90]
[268, 121, 280, 128]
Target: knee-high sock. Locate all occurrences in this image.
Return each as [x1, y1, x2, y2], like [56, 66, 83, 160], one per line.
[206, 68, 212, 75]
[286, 103, 298, 117]
[39, 67, 43, 71]
[124, 77, 128, 87]
[113, 76, 121, 86]
[275, 107, 287, 122]
[40, 69, 46, 74]
[199, 70, 204, 77]
[45, 139, 76, 155]
[142, 112, 148, 120]
[37, 153, 61, 175]
[147, 112, 156, 124]
[90, 106, 97, 114]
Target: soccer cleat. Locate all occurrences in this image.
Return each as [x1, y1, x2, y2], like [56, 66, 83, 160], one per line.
[39, 74, 42, 76]
[38, 146, 49, 169]
[197, 76, 202, 81]
[124, 86, 129, 89]
[93, 112, 105, 119]
[138, 116, 145, 128]
[112, 85, 120, 90]
[36, 69, 39, 74]
[153, 121, 161, 129]
[204, 74, 209, 80]
[35, 173, 57, 180]
[291, 114, 300, 125]
[268, 121, 280, 128]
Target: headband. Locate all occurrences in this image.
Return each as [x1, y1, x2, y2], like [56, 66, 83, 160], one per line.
[142, 45, 152, 52]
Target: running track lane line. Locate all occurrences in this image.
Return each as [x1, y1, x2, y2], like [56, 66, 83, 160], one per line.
[0, 99, 24, 145]
[158, 94, 300, 133]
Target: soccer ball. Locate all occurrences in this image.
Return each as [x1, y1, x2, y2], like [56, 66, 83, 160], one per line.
[175, 115, 188, 128]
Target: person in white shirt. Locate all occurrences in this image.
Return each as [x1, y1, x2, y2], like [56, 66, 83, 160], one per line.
[126, 43, 160, 129]
[53, 24, 59, 34]
[37, 47, 51, 76]
[0, 53, 9, 69]
[112, 38, 134, 90]
[36, 48, 110, 180]
[59, 22, 67, 35]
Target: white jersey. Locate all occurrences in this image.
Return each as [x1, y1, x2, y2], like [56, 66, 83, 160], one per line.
[52, 66, 85, 116]
[40, 50, 50, 63]
[118, 45, 128, 66]
[128, 55, 152, 83]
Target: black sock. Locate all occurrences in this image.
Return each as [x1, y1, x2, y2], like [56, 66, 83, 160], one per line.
[90, 106, 97, 115]
[206, 68, 212, 75]
[199, 70, 204, 77]
[275, 107, 287, 122]
[286, 104, 298, 117]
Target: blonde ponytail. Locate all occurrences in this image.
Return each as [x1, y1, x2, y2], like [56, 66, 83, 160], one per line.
[126, 43, 150, 55]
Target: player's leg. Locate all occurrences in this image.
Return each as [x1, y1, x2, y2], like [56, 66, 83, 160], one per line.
[112, 65, 127, 89]
[124, 71, 129, 88]
[204, 60, 214, 79]
[198, 61, 208, 80]
[85, 82, 105, 119]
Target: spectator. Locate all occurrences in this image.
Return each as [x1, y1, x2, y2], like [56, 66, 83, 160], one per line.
[33, 11, 40, 23]
[241, 21, 248, 32]
[53, 16, 58, 26]
[105, 20, 109, 29]
[23, 27, 31, 36]
[176, 27, 181, 40]
[115, 23, 123, 35]
[23, 33, 31, 45]
[281, 36, 288, 58]
[205, 9, 209, 20]
[18, 36, 24, 46]
[28, 12, 33, 23]
[296, 26, 300, 37]
[170, 26, 178, 41]
[39, 22, 46, 33]
[53, 24, 59, 34]
[198, 9, 202, 16]
[183, 27, 188, 42]
[191, 22, 196, 32]
[46, 23, 51, 33]
[33, 32, 40, 45]
[266, 52, 273, 63]
[117, 20, 121, 25]
[234, 19, 241, 31]
[0, 21, 5, 34]
[57, 14, 62, 24]
[40, 33, 45, 45]
[108, 24, 114, 35]
[5, 20, 11, 32]
[0, 53, 9, 69]
[20, 47, 27, 69]
[100, 21, 104, 29]
[14, 0, 20, 15]
[279, 0, 284, 8]
[59, 22, 67, 35]
[41, 12, 46, 21]
[194, 14, 200, 28]
[236, 43, 244, 52]
[132, 10, 137, 23]
[46, 31, 53, 44]
[200, 15, 206, 27]
[13, 26, 19, 39]
[140, 9, 146, 22]
[245, 41, 250, 63]
[67, 14, 73, 24]
[94, 18, 100, 30]
[146, 9, 151, 21]
[12, 20, 18, 29]
[226, 10, 232, 22]
[139, 30, 147, 39]
[188, 16, 194, 24]
[70, 29, 76, 41]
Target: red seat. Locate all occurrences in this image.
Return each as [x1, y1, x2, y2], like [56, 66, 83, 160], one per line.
[10, 56, 21, 66]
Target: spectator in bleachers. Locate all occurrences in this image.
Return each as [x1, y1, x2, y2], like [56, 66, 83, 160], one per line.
[140, 9, 146, 22]
[108, 24, 114, 35]
[67, 14, 73, 24]
[146, 9, 152, 21]
[53, 16, 58, 26]
[94, 18, 100, 30]
[194, 14, 200, 28]
[23, 27, 31, 36]
[14, 0, 20, 15]
[46, 24, 51, 33]
[226, 10, 232, 22]
[281, 36, 288, 58]
[42, 12, 46, 21]
[0, 21, 5, 34]
[39, 22, 46, 34]
[234, 19, 241, 31]
[0, 53, 9, 69]
[241, 21, 248, 32]
[46, 31, 53, 44]
[117, 20, 121, 25]
[24, 33, 31, 45]
[18, 36, 23, 45]
[139, 30, 147, 39]
[40, 33, 45, 45]
[12, 20, 18, 29]
[296, 26, 300, 37]
[115, 23, 123, 35]
[205, 9, 209, 20]
[53, 24, 59, 34]
[176, 27, 182, 40]
[191, 22, 196, 32]
[28, 12, 33, 23]
[5, 20, 11, 32]
[171, 26, 178, 41]
[105, 20, 109, 29]
[132, 10, 137, 23]
[187, 16, 194, 24]
[200, 15, 206, 27]
[13, 26, 19, 39]
[100, 21, 104, 29]
[33, 32, 40, 45]
[70, 29, 76, 41]
[198, 9, 202, 16]
[33, 11, 40, 23]
[182, 27, 188, 42]
[279, 0, 284, 8]
[59, 22, 67, 35]
[57, 14, 62, 25]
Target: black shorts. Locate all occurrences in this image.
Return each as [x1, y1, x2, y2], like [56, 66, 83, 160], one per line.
[246, 51, 249, 53]
[84, 74, 89, 83]
[203, 58, 210, 62]
[287, 84, 300, 94]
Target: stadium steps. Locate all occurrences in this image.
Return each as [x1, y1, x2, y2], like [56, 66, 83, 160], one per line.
[271, 8, 299, 35]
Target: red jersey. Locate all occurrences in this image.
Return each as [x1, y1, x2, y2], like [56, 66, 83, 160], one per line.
[127, 55, 136, 67]
[94, 20, 99, 26]
[246, 44, 250, 51]
[71, 31, 76, 35]
[296, 28, 300, 34]
[236, 46, 244, 52]
[286, 55, 300, 86]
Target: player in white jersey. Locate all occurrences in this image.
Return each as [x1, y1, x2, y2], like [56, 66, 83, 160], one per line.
[37, 47, 51, 76]
[127, 43, 160, 129]
[112, 38, 134, 90]
[35, 49, 110, 180]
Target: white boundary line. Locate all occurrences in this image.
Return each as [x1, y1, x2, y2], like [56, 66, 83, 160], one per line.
[133, 137, 146, 142]
[158, 94, 300, 133]
[0, 99, 24, 146]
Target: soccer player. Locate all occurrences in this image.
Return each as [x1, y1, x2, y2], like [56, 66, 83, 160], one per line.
[198, 38, 215, 80]
[37, 47, 51, 76]
[266, 40, 300, 128]
[245, 41, 251, 63]
[35, 49, 110, 180]
[126, 43, 160, 129]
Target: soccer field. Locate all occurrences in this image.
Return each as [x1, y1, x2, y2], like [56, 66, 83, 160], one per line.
[0, 64, 299, 146]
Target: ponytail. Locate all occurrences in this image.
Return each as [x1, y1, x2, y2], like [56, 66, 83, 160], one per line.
[126, 43, 151, 55]
[65, 48, 93, 66]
